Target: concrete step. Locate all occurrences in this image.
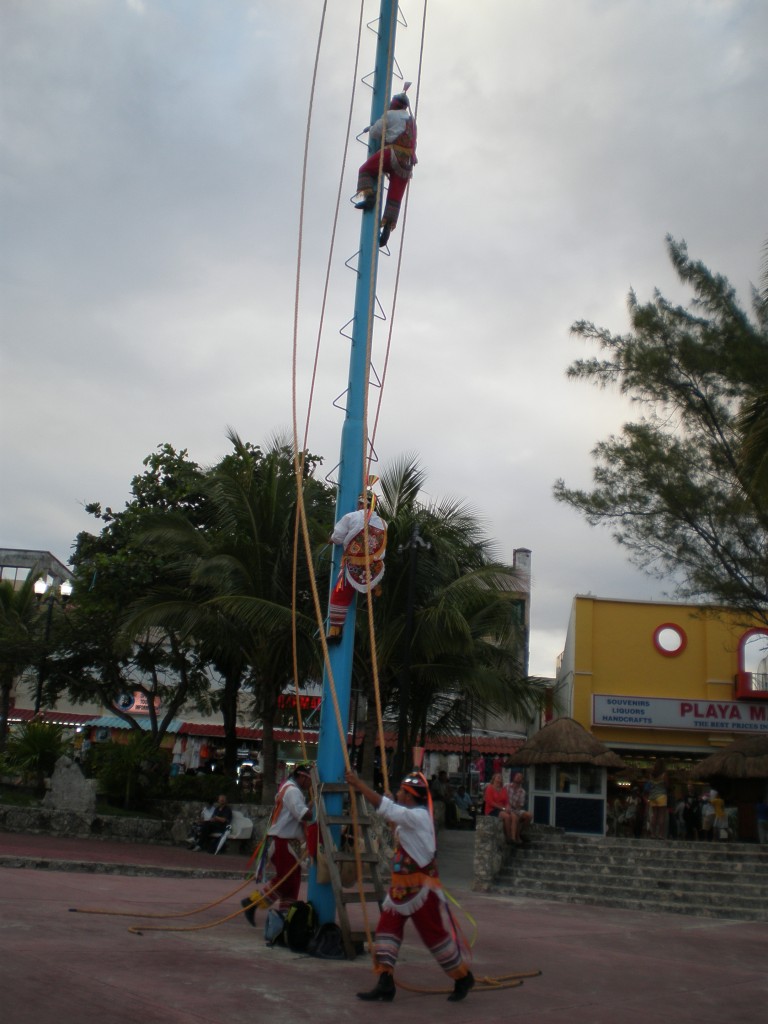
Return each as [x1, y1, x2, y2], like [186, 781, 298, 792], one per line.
[499, 863, 768, 897]
[492, 882, 768, 922]
[490, 834, 768, 921]
[496, 871, 768, 910]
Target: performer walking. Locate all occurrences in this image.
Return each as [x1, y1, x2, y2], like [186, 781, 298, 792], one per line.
[354, 83, 417, 248]
[345, 768, 475, 1003]
[326, 490, 386, 644]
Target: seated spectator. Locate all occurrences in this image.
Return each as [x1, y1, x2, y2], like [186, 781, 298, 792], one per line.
[189, 793, 232, 852]
[483, 773, 515, 843]
[506, 772, 532, 843]
[454, 785, 476, 829]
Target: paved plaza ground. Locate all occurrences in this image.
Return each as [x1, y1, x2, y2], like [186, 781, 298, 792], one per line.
[1, 830, 766, 1024]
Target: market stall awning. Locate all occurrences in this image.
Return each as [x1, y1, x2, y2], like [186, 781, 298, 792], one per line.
[177, 722, 525, 756]
[90, 715, 185, 733]
[9, 709, 99, 726]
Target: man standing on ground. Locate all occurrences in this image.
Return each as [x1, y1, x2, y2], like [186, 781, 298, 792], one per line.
[242, 762, 313, 926]
[345, 768, 474, 1003]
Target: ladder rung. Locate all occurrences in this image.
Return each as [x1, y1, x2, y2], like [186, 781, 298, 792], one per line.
[325, 814, 375, 826]
[331, 852, 379, 863]
[340, 890, 384, 905]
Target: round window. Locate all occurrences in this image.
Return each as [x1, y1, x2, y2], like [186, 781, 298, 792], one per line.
[653, 623, 687, 657]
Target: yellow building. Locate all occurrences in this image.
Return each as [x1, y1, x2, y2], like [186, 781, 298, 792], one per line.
[556, 595, 768, 765]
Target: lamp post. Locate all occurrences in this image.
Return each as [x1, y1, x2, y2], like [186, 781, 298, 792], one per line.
[33, 577, 73, 714]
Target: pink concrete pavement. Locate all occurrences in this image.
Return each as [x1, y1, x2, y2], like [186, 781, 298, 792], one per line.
[1, 831, 766, 1024]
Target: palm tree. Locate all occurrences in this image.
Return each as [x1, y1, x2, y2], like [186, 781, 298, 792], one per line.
[0, 575, 43, 751]
[350, 455, 541, 784]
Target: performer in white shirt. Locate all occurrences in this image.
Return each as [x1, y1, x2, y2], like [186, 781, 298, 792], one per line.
[326, 490, 386, 644]
[344, 768, 475, 1003]
[353, 83, 417, 248]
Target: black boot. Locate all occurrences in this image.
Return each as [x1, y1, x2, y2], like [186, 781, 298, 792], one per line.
[357, 972, 395, 1002]
[447, 971, 475, 1002]
[354, 192, 376, 211]
[241, 897, 257, 927]
[378, 221, 391, 248]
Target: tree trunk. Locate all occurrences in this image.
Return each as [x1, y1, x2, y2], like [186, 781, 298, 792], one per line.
[0, 678, 11, 752]
[360, 701, 380, 786]
[220, 674, 240, 778]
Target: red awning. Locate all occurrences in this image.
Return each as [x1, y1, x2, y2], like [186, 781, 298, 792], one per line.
[179, 722, 523, 755]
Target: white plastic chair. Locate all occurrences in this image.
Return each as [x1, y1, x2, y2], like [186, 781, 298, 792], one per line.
[213, 810, 254, 855]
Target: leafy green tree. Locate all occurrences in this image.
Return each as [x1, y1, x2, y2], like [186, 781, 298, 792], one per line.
[351, 455, 541, 783]
[554, 236, 768, 622]
[736, 240, 768, 496]
[0, 575, 45, 751]
[91, 732, 171, 809]
[49, 445, 212, 745]
[126, 431, 335, 798]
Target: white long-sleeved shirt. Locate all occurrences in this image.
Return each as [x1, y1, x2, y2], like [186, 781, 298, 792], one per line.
[377, 795, 435, 868]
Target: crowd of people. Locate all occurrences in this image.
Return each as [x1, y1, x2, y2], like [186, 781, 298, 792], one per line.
[426, 764, 532, 843]
[610, 771, 733, 841]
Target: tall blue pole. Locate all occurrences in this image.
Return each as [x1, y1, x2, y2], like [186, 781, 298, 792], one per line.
[309, 0, 398, 925]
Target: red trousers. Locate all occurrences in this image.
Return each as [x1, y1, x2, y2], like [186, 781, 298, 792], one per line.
[263, 836, 302, 908]
[372, 889, 468, 979]
[357, 149, 409, 226]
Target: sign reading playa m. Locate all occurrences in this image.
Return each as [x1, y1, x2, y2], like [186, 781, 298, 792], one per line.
[593, 694, 768, 734]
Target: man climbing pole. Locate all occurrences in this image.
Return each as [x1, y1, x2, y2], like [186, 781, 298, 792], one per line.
[353, 82, 417, 248]
[345, 768, 475, 1003]
[326, 486, 387, 644]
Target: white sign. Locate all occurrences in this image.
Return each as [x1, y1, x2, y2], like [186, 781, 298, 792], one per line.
[592, 694, 768, 734]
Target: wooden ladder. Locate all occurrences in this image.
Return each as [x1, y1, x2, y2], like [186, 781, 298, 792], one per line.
[311, 767, 386, 959]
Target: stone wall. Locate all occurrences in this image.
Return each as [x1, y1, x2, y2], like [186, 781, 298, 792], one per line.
[0, 800, 267, 850]
[472, 814, 508, 890]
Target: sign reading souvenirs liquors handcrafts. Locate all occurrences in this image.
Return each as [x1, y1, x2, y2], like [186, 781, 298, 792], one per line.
[592, 694, 768, 734]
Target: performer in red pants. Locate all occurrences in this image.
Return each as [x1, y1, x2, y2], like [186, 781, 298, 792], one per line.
[326, 491, 387, 644]
[354, 82, 417, 248]
[344, 769, 475, 1003]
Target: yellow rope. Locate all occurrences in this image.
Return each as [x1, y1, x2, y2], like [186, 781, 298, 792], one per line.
[125, 857, 303, 935]
[396, 970, 542, 996]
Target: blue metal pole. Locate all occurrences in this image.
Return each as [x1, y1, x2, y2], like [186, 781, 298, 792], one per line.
[309, 0, 398, 925]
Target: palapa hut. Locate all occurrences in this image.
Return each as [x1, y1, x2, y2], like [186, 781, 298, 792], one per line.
[691, 736, 768, 842]
[511, 717, 626, 836]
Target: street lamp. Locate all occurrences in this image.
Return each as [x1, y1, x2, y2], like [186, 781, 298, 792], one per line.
[33, 577, 73, 714]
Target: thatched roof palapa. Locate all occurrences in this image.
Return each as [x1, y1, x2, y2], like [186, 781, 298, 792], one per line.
[691, 735, 768, 779]
[511, 717, 626, 769]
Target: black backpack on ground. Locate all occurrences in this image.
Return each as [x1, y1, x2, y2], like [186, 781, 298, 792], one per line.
[283, 900, 317, 952]
[306, 921, 347, 960]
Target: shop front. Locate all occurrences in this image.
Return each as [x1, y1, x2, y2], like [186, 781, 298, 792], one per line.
[555, 596, 768, 840]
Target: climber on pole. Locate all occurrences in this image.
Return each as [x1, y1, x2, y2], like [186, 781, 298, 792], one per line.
[353, 82, 417, 248]
[326, 486, 387, 644]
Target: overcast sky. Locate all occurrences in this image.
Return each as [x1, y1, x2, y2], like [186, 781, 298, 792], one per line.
[2, 0, 766, 677]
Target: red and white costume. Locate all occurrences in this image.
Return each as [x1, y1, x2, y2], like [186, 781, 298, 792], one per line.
[328, 506, 387, 636]
[255, 777, 310, 909]
[356, 92, 417, 233]
[370, 796, 470, 981]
